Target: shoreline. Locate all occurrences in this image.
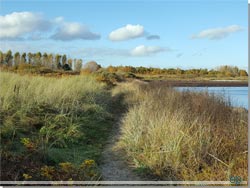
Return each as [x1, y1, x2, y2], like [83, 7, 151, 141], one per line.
[146, 80, 248, 87]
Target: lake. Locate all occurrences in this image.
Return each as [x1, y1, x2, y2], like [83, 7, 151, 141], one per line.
[176, 87, 248, 109]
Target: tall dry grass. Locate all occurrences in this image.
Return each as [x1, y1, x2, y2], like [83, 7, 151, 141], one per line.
[0, 72, 109, 113]
[117, 82, 248, 181]
[0, 72, 112, 180]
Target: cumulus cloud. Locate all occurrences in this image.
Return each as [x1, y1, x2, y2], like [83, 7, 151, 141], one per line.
[191, 25, 243, 40]
[51, 21, 100, 41]
[109, 24, 144, 41]
[0, 12, 100, 41]
[0, 12, 51, 39]
[146, 35, 160, 40]
[130, 45, 168, 56]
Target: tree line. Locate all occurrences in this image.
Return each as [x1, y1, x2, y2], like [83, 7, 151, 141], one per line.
[0, 50, 83, 71]
[104, 65, 248, 77]
[0, 50, 248, 77]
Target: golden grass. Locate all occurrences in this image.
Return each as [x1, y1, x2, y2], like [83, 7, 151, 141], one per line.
[117, 81, 248, 181]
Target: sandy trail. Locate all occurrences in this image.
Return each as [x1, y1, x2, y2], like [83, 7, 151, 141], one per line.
[100, 117, 143, 181]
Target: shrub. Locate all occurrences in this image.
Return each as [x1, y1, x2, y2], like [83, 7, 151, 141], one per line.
[95, 71, 122, 85]
[82, 61, 101, 73]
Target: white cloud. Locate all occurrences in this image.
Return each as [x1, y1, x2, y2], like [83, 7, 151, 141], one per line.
[109, 24, 144, 41]
[0, 12, 100, 41]
[130, 45, 167, 56]
[191, 25, 243, 40]
[0, 12, 51, 39]
[51, 21, 101, 41]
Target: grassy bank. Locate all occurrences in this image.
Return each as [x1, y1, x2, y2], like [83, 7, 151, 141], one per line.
[0, 71, 248, 182]
[117, 81, 248, 181]
[0, 72, 114, 181]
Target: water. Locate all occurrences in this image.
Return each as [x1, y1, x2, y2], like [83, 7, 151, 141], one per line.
[176, 87, 248, 109]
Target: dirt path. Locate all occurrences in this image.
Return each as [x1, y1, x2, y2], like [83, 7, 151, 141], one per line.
[99, 98, 143, 181]
[100, 120, 143, 181]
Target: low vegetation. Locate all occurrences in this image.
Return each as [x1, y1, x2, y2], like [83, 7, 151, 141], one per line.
[0, 49, 248, 182]
[0, 72, 114, 181]
[117, 81, 248, 181]
[0, 50, 248, 83]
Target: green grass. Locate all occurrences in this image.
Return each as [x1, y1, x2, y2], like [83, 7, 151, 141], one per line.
[0, 71, 114, 181]
[117, 81, 248, 181]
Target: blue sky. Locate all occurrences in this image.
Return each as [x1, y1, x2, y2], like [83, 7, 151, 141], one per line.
[0, 0, 247, 70]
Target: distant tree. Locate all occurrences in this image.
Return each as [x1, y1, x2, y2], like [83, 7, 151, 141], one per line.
[62, 54, 67, 66]
[62, 64, 71, 71]
[21, 53, 26, 64]
[0, 51, 4, 65]
[217, 65, 239, 77]
[200, 69, 208, 75]
[55, 54, 61, 69]
[231, 66, 239, 76]
[73, 59, 77, 69]
[42, 53, 49, 67]
[225, 71, 233, 77]
[5, 50, 13, 66]
[67, 58, 73, 69]
[14, 52, 20, 67]
[176, 68, 184, 75]
[35, 52, 42, 66]
[27, 52, 33, 64]
[82, 61, 101, 73]
[57, 62, 62, 69]
[239, 70, 248, 77]
[75, 59, 83, 72]
[48, 54, 54, 69]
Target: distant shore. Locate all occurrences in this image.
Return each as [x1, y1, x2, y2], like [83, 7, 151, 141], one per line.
[146, 80, 248, 87]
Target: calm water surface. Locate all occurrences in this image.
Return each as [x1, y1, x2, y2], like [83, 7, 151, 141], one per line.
[176, 87, 248, 109]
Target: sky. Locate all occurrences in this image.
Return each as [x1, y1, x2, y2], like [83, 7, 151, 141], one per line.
[0, 0, 247, 70]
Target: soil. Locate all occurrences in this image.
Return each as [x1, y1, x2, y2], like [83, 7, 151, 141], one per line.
[99, 118, 143, 181]
[99, 90, 143, 181]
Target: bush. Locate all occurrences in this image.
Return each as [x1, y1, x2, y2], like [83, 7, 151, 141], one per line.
[121, 72, 137, 78]
[82, 61, 101, 73]
[95, 71, 122, 85]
